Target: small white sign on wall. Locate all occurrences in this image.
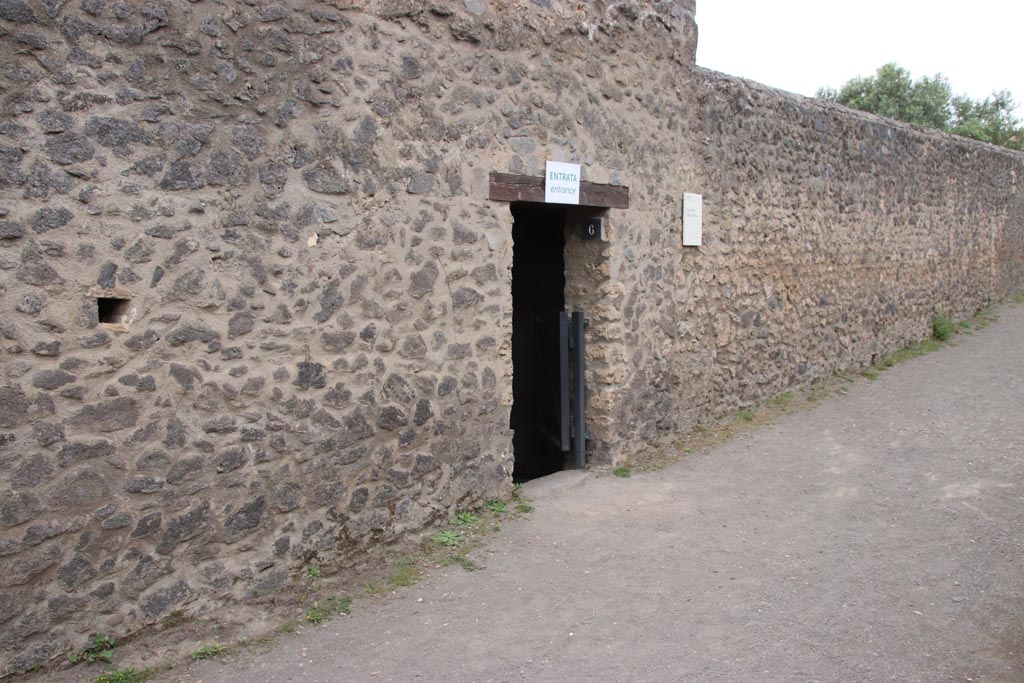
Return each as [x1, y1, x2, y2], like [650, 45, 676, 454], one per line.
[545, 161, 581, 205]
[683, 192, 703, 247]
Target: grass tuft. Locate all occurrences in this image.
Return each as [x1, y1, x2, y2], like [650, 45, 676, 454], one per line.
[453, 510, 478, 526]
[441, 553, 481, 571]
[90, 667, 154, 683]
[190, 643, 228, 662]
[932, 314, 955, 341]
[431, 529, 463, 547]
[305, 596, 352, 625]
[388, 556, 423, 587]
[484, 500, 507, 515]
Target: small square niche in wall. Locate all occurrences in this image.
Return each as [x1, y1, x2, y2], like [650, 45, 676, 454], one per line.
[97, 297, 132, 325]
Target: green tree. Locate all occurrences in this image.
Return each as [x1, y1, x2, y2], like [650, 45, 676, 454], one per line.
[817, 63, 952, 129]
[817, 63, 1024, 150]
[950, 90, 1023, 150]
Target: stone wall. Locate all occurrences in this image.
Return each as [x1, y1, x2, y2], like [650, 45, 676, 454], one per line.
[670, 69, 1024, 427]
[1, 0, 1023, 675]
[0, 0, 696, 674]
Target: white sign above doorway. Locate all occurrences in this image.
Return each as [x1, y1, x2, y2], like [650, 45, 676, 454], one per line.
[545, 161, 581, 205]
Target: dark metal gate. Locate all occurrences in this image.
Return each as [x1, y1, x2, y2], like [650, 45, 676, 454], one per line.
[537, 310, 586, 469]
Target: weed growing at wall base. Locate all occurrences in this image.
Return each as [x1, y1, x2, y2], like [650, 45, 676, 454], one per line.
[305, 596, 352, 625]
[484, 500, 507, 515]
[431, 529, 463, 547]
[878, 339, 943, 368]
[388, 556, 424, 587]
[70, 633, 116, 664]
[454, 510, 479, 526]
[89, 667, 154, 683]
[190, 643, 229, 661]
[933, 314, 955, 341]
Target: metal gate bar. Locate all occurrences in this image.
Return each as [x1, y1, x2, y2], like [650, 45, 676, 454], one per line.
[570, 311, 586, 469]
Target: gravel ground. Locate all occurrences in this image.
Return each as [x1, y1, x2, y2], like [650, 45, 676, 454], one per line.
[53, 304, 1024, 683]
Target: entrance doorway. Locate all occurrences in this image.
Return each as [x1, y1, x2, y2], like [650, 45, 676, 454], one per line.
[510, 204, 590, 482]
[490, 171, 629, 474]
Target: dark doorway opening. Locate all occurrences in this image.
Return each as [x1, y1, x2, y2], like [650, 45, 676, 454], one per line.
[510, 204, 566, 482]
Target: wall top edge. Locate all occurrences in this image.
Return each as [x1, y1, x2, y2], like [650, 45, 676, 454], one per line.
[696, 66, 1024, 161]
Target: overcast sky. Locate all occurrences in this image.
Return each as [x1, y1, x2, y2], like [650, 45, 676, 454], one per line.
[695, 0, 1024, 116]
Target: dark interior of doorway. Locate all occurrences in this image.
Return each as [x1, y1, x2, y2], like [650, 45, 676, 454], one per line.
[510, 203, 566, 482]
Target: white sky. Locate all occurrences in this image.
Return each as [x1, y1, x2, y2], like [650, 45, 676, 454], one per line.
[695, 0, 1024, 116]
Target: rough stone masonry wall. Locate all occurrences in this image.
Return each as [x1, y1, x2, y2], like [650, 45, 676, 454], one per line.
[670, 69, 1024, 427]
[0, 0, 696, 674]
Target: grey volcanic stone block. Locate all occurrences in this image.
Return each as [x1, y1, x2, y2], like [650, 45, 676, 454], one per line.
[383, 374, 414, 404]
[97, 262, 117, 288]
[302, 163, 351, 194]
[18, 244, 63, 287]
[43, 133, 95, 165]
[215, 446, 247, 472]
[0, 492, 42, 529]
[0, 385, 30, 428]
[56, 554, 97, 590]
[32, 370, 76, 390]
[0, 0, 36, 23]
[125, 476, 164, 494]
[407, 173, 438, 195]
[376, 406, 408, 431]
[230, 125, 267, 161]
[0, 222, 24, 240]
[166, 323, 218, 346]
[228, 311, 255, 338]
[452, 287, 483, 308]
[409, 262, 439, 298]
[414, 399, 434, 426]
[84, 116, 150, 156]
[295, 362, 327, 389]
[224, 496, 267, 538]
[156, 502, 211, 555]
[132, 513, 162, 538]
[37, 110, 74, 133]
[30, 207, 72, 234]
[16, 294, 45, 315]
[159, 160, 205, 190]
[140, 580, 192, 620]
[122, 554, 169, 599]
[68, 397, 139, 432]
[34, 422, 64, 446]
[207, 150, 250, 187]
[57, 440, 114, 467]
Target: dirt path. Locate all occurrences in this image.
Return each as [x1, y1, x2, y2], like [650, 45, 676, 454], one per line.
[83, 304, 1024, 682]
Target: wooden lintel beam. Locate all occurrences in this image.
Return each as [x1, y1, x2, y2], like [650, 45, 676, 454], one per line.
[488, 172, 630, 209]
